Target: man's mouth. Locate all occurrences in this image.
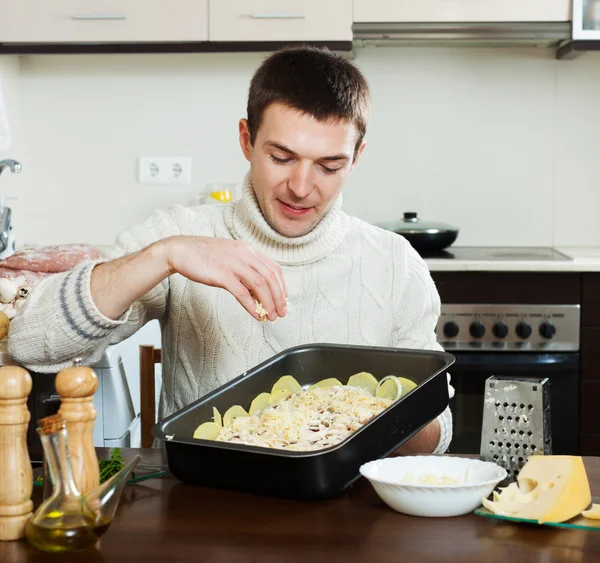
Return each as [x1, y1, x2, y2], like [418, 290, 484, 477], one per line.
[279, 200, 313, 216]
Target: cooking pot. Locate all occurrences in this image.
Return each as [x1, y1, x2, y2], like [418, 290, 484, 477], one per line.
[381, 212, 459, 253]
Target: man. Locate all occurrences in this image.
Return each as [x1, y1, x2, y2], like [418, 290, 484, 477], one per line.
[9, 46, 452, 454]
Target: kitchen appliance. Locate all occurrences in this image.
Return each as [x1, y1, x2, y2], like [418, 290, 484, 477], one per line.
[27, 319, 162, 462]
[0, 159, 21, 259]
[421, 246, 572, 261]
[153, 343, 454, 500]
[480, 376, 552, 482]
[380, 212, 459, 253]
[437, 304, 580, 456]
[0, 197, 17, 260]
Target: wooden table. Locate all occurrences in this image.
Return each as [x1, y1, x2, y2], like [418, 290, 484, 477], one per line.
[3, 449, 600, 562]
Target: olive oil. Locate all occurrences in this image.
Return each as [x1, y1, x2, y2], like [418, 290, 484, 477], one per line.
[26, 414, 139, 553]
[25, 514, 111, 553]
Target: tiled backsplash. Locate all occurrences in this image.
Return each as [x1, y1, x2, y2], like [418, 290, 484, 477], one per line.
[1, 47, 600, 248]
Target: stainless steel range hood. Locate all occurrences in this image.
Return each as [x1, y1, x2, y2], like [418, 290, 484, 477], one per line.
[352, 21, 571, 49]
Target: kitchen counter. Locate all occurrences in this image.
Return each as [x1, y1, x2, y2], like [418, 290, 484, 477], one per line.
[426, 247, 600, 272]
[18, 243, 600, 273]
[4, 448, 600, 563]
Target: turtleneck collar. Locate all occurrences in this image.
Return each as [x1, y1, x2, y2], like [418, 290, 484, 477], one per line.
[224, 172, 350, 266]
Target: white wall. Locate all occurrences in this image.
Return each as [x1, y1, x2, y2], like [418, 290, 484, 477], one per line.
[6, 46, 600, 248]
[0, 56, 25, 247]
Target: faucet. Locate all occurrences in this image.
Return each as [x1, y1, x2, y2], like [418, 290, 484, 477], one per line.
[0, 159, 21, 175]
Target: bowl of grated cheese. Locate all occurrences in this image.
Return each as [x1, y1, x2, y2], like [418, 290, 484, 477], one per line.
[360, 455, 506, 517]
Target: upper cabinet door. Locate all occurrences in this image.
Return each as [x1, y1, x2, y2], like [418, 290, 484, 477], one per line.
[353, 0, 571, 23]
[0, 0, 208, 43]
[209, 0, 352, 41]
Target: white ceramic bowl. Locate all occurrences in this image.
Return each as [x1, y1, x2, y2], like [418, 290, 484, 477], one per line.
[359, 455, 507, 517]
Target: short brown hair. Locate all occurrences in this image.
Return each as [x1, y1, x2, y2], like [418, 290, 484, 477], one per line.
[247, 46, 371, 160]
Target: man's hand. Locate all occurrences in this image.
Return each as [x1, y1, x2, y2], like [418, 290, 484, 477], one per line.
[91, 235, 288, 322]
[393, 419, 441, 456]
[166, 236, 287, 321]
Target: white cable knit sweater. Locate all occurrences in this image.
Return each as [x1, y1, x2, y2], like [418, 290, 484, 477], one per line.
[9, 175, 453, 453]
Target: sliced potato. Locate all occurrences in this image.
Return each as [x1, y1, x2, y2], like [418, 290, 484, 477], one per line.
[249, 392, 271, 415]
[347, 372, 378, 396]
[376, 376, 403, 401]
[193, 422, 221, 440]
[212, 407, 222, 427]
[398, 377, 417, 397]
[223, 405, 249, 427]
[272, 375, 302, 395]
[269, 388, 292, 404]
[308, 378, 343, 390]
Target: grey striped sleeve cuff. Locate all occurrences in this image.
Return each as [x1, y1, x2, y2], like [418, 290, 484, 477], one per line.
[60, 259, 133, 341]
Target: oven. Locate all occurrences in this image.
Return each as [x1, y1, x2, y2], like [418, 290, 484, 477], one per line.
[435, 303, 580, 456]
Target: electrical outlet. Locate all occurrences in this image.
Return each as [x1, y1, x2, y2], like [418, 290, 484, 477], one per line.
[138, 156, 192, 185]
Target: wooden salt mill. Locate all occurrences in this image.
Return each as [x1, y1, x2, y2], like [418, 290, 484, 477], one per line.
[56, 358, 99, 495]
[0, 366, 33, 541]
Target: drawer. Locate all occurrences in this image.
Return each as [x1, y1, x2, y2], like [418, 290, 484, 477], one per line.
[430, 272, 581, 304]
[0, 0, 208, 43]
[353, 0, 571, 23]
[209, 0, 352, 42]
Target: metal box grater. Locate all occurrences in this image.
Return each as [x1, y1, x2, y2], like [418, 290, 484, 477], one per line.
[480, 376, 552, 483]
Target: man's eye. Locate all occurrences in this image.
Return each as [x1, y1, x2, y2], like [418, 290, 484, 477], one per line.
[270, 155, 292, 164]
[321, 165, 340, 174]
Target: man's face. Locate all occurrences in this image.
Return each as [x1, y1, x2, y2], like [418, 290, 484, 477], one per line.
[239, 103, 365, 237]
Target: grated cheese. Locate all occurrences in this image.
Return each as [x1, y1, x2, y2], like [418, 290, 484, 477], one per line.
[215, 385, 392, 451]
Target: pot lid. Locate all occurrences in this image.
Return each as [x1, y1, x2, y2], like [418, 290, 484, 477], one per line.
[380, 212, 459, 235]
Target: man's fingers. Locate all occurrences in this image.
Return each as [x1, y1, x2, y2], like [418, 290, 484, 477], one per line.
[240, 270, 277, 321]
[227, 277, 264, 320]
[251, 258, 287, 318]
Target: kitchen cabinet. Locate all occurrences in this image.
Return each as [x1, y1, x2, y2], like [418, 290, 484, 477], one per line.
[353, 0, 571, 23]
[209, 0, 352, 42]
[0, 0, 208, 43]
[581, 274, 600, 455]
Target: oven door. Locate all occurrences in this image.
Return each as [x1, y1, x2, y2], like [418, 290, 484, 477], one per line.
[447, 352, 579, 455]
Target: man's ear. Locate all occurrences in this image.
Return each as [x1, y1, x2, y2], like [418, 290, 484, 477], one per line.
[239, 118, 253, 162]
[351, 140, 366, 169]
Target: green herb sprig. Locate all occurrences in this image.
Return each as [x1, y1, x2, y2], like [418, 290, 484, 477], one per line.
[98, 447, 127, 484]
[35, 448, 134, 485]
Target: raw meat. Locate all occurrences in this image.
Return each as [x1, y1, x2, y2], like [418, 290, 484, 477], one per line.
[0, 243, 102, 273]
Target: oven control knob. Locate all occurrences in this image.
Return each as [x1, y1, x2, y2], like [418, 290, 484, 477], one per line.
[516, 322, 532, 339]
[493, 322, 509, 339]
[443, 321, 459, 338]
[539, 322, 556, 340]
[469, 322, 485, 339]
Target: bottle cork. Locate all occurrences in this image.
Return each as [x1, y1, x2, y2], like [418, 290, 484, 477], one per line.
[56, 359, 99, 495]
[0, 366, 33, 541]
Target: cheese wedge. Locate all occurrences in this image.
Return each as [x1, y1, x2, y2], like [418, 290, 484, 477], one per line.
[482, 455, 591, 524]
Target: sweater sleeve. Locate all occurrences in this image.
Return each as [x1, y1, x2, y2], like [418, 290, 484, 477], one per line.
[8, 207, 181, 373]
[391, 240, 454, 454]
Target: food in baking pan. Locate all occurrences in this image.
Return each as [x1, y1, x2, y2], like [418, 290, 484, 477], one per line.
[193, 373, 417, 452]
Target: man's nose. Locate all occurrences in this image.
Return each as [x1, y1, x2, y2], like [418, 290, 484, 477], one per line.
[288, 164, 314, 199]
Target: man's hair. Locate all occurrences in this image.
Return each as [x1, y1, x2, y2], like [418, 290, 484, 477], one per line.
[247, 46, 371, 160]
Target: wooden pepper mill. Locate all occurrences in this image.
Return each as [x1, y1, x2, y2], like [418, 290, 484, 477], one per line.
[0, 366, 33, 541]
[56, 358, 99, 495]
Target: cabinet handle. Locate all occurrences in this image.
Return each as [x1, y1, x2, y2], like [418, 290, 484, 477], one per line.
[71, 14, 128, 21]
[250, 13, 306, 20]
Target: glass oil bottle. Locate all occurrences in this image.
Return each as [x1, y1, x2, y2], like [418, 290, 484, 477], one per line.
[25, 414, 133, 553]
